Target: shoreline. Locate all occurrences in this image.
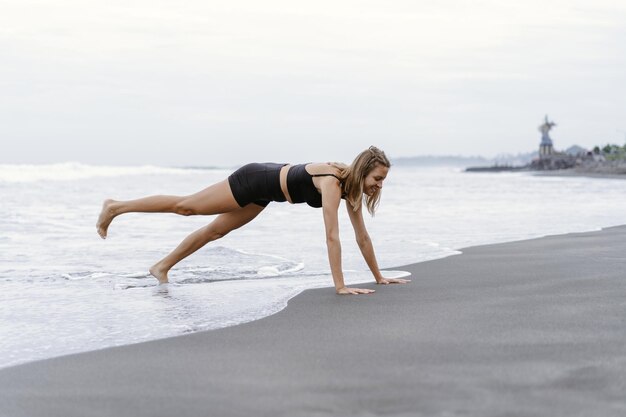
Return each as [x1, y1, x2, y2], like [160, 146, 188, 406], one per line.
[0, 224, 613, 372]
[2, 226, 626, 416]
[532, 169, 626, 180]
[465, 166, 626, 180]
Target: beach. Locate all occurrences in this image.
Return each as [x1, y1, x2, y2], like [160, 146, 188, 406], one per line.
[4, 0, 626, 414]
[6, 165, 626, 369]
[2, 225, 625, 417]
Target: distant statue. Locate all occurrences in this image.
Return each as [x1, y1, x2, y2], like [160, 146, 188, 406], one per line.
[538, 115, 556, 158]
[539, 115, 557, 136]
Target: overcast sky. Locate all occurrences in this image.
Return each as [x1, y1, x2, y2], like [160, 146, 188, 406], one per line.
[2, 0, 625, 166]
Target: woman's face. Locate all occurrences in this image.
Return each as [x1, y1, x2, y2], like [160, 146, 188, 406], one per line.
[363, 164, 389, 196]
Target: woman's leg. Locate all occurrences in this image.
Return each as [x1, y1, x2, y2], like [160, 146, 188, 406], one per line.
[96, 179, 241, 238]
[149, 203, 266, 284]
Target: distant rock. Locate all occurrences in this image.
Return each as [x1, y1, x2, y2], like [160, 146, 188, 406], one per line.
[492, 151, 537, 166]
[574, 159, 626, 175]
[528, 154, 577, 170]
[465, 166, 529, 173]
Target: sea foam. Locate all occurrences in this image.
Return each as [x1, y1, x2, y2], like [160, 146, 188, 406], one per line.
[0, 162, 212, 183]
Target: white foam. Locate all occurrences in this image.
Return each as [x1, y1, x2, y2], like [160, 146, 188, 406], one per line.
[257, 266, 281, 276]
[0, 162, 214, 183]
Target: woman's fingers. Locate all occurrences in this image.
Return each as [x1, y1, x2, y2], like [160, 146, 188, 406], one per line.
[337, 287, 375, 295]
[380, 278, 411, 284]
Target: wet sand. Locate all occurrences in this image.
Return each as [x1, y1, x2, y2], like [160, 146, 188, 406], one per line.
[1, 226, 626, 417]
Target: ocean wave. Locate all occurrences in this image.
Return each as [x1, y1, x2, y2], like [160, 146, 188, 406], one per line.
[38, 246, 305, 286]
[0, 162, 219, 183]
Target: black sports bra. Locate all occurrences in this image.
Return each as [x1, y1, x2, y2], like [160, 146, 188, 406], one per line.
[286, 164, 343, 208]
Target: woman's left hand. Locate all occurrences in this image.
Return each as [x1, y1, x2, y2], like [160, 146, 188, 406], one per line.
[377, 277, 411, 285]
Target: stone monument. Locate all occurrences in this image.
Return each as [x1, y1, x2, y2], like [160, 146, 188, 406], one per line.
[538, 115, 556, 158]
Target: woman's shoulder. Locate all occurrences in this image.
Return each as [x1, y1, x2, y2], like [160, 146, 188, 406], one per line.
[305, 162, 345, 176]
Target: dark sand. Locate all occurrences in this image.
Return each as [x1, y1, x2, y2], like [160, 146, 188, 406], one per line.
[2, 226, 626, 417]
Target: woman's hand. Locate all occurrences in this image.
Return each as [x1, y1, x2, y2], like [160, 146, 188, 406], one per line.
[377, 277, 411, 285]
[336, 287, 376, 295]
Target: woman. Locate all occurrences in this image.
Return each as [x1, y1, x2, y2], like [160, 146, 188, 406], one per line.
[96, 146, 410, 294]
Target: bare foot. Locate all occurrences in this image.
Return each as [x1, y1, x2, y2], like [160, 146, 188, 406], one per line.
[149, 264, 169, 284]
[96, 199, 116, 239]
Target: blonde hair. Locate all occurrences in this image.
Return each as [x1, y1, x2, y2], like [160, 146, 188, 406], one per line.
[331, 146, 391, 216]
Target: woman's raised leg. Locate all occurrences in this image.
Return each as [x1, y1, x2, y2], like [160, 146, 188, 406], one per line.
[96, 179, 241, 239]
[149, 203, 266, 283]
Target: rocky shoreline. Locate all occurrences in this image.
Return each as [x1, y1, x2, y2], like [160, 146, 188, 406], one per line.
[466, 160, 626, 177]
[572, 160, 626, 175]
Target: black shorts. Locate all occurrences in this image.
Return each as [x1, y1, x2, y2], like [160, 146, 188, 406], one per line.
[228, 163, 288, 207]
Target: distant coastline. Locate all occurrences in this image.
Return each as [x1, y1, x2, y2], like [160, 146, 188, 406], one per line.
[464, 157, 626, 178]
[534, 170, 626, 180]
[392, 155, 491, 167]
[464, 165, 528, 173]
[392, 153, 626, 178]
[533, 161, 626, 179]
[392, 153, 533, 168]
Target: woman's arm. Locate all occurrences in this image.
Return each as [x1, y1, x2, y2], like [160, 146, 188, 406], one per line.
[320, 179, 374, 295]
[346, 201, 411, 285]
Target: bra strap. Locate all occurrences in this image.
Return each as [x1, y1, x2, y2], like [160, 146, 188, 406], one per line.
[311, 173, 342, 181]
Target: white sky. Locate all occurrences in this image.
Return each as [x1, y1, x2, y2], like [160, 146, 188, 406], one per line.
[1, 0, 625, 166]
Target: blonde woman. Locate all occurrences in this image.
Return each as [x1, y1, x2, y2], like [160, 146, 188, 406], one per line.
[96, 146, 410, 294]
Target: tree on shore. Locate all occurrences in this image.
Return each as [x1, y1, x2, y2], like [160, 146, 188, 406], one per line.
[595, 143, 626, 160]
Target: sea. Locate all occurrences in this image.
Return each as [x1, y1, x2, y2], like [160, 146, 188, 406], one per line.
[1, 162, 626, 369]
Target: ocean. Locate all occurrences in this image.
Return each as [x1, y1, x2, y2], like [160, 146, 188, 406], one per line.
[1, 162, 626, 369]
